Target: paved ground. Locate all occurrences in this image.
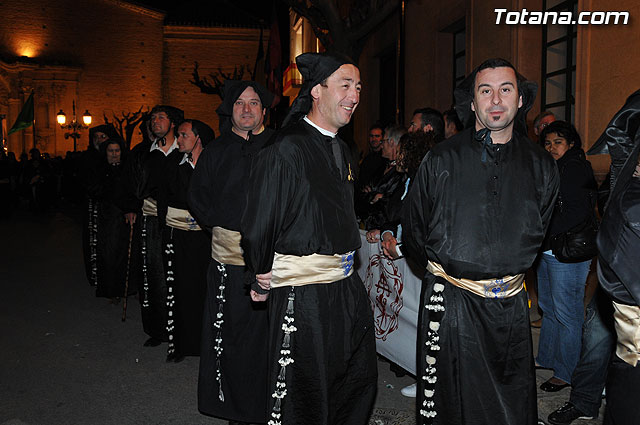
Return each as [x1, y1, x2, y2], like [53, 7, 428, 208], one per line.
[0, 204, 604, 424]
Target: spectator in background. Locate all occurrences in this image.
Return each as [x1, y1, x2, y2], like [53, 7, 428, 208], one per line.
[358, 123, 387, 190]
[443, 108, 463, 139]
[536, 121, 597, 393]
[358, 125, 406, 230]
[408, 107, 445, 142]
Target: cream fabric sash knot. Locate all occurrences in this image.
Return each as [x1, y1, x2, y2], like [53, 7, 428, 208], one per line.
[427, 261, 524, 299]
[166, 206, 201, 231]
[142, 197, 157, 217]
[270, 251, 355, 288]
[612, 301, 640, 367]
[211, 226, 245, 266]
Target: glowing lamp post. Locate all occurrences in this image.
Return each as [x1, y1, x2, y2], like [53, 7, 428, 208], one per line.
[56, 100, 92, 151]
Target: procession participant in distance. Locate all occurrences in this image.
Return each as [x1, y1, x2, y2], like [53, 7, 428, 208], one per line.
[157, 119, 214, 363]
[120, 105, 184, 347]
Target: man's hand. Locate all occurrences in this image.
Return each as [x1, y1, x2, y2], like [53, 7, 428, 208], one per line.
[370, 193, 383, 204]
[381, 232, 400, 259]
[256, 271, 272, 291]
[125, 212, 137, 225]
[250, 289, 269, 302]
[366, 229, 380, 243]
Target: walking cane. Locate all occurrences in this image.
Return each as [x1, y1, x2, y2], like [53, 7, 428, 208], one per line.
[122, 222, 134, 322]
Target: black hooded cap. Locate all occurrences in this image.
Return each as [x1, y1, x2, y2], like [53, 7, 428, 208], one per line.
[586, 89, 640, 190]
[587, 89, 640, 157]
[454, 58, 538, 138]
[185, 119, 216, 147]
[282, 52, 356, 127]
[88, 124, 120, 150]
[215, 80, 274, 134]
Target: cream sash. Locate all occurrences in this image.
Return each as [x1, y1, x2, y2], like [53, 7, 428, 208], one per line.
[211, 226, 245, 266]
[142, 197, 157, 216]
[166, 206, 201, 231]
[612, 301, 640, 367]
[270, 251, 355, 288]
[427, 261, 524, 299]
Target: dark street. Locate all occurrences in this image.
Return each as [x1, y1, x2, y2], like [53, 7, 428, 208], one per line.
[0, 203, 604, 425]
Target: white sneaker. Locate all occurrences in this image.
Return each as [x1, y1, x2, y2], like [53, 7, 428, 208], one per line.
[401, 382, 417, 397]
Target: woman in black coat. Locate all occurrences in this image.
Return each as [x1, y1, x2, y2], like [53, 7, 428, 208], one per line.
[536, 121, 597, 392]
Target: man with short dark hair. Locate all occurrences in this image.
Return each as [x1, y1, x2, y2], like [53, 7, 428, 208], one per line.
[443, 108, 463, 139]
[409, 107, 444, 140]
[157, 119, 214, 363]
[358, 123, 386, 187]
[189, 80, 274, 424]
[242, 52, 377, 425]
[403, 58, 559, 425]
[120, 104, 184, 347]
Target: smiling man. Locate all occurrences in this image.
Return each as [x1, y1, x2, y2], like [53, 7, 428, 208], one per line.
[402, 58, 559, 425]
[241, 53, 378, 425]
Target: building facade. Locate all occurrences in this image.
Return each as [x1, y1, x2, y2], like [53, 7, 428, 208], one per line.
[1, 0, 264, 155]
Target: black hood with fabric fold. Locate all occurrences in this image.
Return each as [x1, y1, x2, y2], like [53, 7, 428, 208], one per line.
[216, 80, 274, 134]
[586, 89, 640, 190]
[88, 124, 120, 151]
[453, 60, 537, 137]
[282, 52, 355, 128]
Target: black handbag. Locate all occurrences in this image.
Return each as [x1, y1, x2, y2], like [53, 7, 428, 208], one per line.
[551, 213, 599, 263]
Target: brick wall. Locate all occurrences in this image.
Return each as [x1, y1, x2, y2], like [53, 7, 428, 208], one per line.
[163, 26, 265, 135]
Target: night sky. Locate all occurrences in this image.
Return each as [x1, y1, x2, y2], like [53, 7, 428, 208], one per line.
[136, 0, 277, 26]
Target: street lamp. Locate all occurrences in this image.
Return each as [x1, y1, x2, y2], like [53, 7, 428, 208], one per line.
[56, 100, 92, 151]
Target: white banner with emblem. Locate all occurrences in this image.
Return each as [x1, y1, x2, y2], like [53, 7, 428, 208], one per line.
[356, 230, 421, 375]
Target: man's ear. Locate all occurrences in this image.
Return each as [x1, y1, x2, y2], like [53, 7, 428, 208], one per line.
[518, 94, 523, 109]
[424, 124, 433, 133]
[310, 84, 322, 101]
[471, 100, 475, 112]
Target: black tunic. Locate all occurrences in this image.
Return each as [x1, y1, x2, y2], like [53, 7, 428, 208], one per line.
[157, 152, 209, 357]
[119, 139, 178, 341]
[402, 127, 559, 425]
[241, 120, 378, 425]
[188, 128, 273, 423]
[94, 162, 138, 299]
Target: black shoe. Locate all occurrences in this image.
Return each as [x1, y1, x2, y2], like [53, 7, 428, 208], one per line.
[540, 378, 570, 392]
[143, 337, 162, 347]
[548, 402, 594, 425]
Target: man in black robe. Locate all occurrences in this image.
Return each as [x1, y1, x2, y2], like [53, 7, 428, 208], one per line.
[241, 53, 378, 425]
[158, 119, 214, 363]
[120, 105, 184, 347]
[402, 58, 559, 425]
[586, 89, 640, 425]
[188, 80, 274, 424]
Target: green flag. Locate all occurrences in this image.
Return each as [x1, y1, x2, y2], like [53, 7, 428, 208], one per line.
[8, 92, 34, 135]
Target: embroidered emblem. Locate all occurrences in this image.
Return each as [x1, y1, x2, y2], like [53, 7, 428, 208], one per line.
[484, 278, 508, 298]
[364, 252, 404, 341]
[341, 252, 355, 276]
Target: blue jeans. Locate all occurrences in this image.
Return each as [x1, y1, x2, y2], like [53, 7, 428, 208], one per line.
[569, 288, 615, 417]
[536, 253, 590, 383]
